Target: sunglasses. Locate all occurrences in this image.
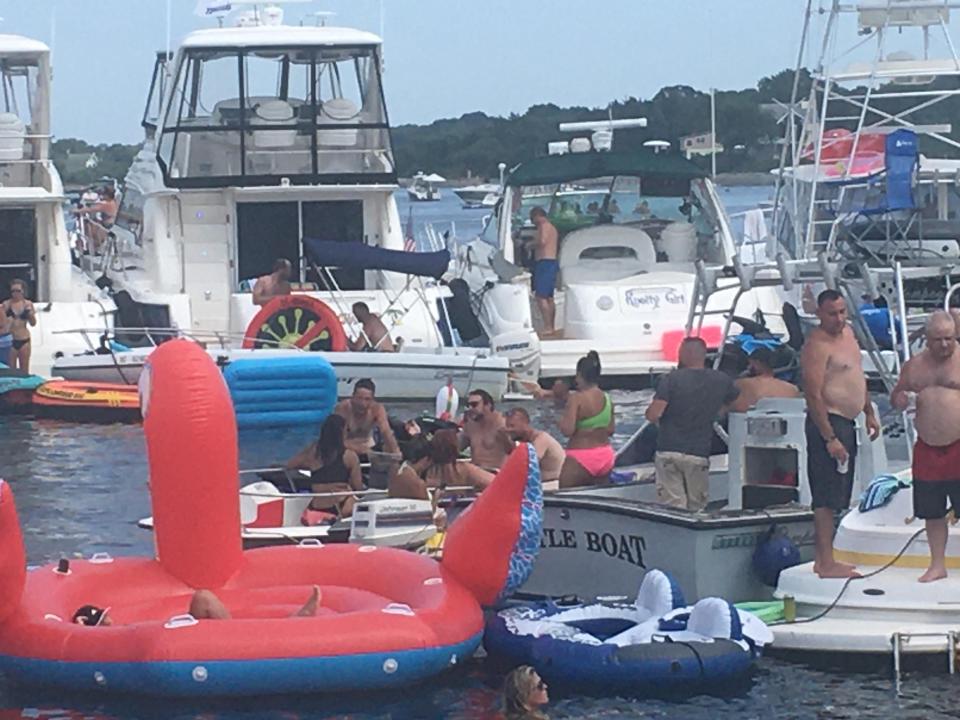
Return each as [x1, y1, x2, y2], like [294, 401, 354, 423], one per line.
[11, 288, 23, 293]
[537, 680, 547, 691]
[467, 401, 482, 409]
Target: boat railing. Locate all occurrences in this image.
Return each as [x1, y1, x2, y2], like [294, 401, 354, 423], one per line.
[50, 326, 311, 353]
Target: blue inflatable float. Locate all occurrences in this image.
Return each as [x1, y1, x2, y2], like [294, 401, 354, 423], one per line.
[223, 355, 338, 429]
[484, 570, 771, 693]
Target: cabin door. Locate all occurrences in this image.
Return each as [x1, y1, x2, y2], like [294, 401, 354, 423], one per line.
[0, 207, 36, 301]
[236, 202, 301, 284]
[302, 200, 364, 291]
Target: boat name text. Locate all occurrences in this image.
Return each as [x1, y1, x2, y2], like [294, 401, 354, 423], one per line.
[624, 287, 686, 310]
[541, 527, 647, 567]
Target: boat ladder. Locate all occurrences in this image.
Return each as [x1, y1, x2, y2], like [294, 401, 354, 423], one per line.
[891, 630, 958, 692]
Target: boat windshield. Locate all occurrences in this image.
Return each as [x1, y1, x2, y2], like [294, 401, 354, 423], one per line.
[156, 44, 395, 188]
[510, 176, 724, 265]
[142, 51, 173, 131]
[0, 49, 49, 167]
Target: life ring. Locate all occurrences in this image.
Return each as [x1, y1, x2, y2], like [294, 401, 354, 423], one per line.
[242, 296, 347, 352]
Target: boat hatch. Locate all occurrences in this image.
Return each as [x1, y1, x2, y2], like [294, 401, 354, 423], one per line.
[237, 199, 364, 289]
[0, 207, 36, 298]
[157, 44, 395, 188]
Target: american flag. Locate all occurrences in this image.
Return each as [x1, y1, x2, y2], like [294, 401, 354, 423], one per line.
[403, 206, 416, 252]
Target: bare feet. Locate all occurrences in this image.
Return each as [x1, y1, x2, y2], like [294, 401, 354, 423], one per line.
[919, 567, 947, 583]
[296, 585, 321, 617]
[813, 561, 862, 579]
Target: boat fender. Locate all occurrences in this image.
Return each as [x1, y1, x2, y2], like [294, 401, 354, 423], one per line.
[141, 339, 243, 588]
[243, 295, 348, 351]
[443, 443, 542, 605]
[752, 525, 801, 587]
[0, 480, 26, 621]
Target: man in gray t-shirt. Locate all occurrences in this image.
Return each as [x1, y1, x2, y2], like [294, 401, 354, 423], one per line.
[645, 337, 739, 511]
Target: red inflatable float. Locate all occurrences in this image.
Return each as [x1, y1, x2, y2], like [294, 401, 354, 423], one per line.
[242, 295, 348, 351]
[0, 340, 543, 696]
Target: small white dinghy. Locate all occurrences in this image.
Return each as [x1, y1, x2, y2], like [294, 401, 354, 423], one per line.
[772, 473, 960, 662]
[138, 480, 441, 550]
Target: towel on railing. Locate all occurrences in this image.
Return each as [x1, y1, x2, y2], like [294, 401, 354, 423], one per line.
[858, 475, 910, 513]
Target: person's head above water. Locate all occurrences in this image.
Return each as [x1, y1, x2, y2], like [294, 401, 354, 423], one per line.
[575, 350, 601, 387]
[503, 665, 549, 719]
[72, 605, 112, 626]
[678, 337, 707, 369]
[926, 310, 957, 361]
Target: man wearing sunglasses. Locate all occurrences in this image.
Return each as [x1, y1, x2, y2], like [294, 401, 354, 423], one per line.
[461, 389, 513, 471]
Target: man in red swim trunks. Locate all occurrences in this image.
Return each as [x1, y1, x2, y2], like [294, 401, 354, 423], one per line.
[891, 311, 960, 582]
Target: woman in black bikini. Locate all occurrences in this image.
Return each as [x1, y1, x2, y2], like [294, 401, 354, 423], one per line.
[2, 279, 36, 372]
[286, 414, 363, 522]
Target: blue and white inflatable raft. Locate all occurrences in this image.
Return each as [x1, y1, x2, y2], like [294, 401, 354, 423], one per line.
[484, 570, 772, 693]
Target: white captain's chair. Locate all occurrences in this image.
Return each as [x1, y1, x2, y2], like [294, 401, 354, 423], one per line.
[317, 97, 359, 147]
[251, 99, 297, 148]
[0, 113, 26, 161]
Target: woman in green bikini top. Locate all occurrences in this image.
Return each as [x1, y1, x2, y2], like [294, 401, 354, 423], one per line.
[557, 351, 616, 488]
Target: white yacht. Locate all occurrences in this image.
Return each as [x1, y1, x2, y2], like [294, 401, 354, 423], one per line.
[72, 6, 536, 397]
[453, 182, 500, 209]
[454, 123, 784, 379]
[406, 171, 443, 202]
[0, 34, 113, 377]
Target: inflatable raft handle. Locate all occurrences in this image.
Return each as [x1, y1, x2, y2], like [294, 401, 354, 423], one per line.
[89, 552, 114, 564]
[382, 603, 415, 617]
[164, 614, 199, 629]
[43, 613, 63, 622]
[297, 538, 324, 548]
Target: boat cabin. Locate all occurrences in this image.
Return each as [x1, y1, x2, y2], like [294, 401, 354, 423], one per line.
[155, 26, 394, 188]
[0, 35, 69, 306]
[487, 151, 735, 286]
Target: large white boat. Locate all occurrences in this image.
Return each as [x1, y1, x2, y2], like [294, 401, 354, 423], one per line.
[0, 34, 114, 377]
[65, 5, 536, 394]
[453, 125, 784, 379]
[453, 182, 500, 209]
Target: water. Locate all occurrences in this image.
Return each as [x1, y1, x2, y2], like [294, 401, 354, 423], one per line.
[2, 187, 956, 718]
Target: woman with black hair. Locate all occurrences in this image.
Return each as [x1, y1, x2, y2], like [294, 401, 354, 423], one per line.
[286, 414, 363, 522]
[557, 350, 615, 487]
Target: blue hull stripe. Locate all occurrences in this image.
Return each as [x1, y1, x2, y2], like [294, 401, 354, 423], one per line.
[0, 634, 481, 697]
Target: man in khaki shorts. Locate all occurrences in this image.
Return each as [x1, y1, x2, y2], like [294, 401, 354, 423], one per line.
[645, 337, 739, 511]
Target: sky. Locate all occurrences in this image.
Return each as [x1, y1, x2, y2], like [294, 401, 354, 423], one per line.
[4, 0, 960, 145]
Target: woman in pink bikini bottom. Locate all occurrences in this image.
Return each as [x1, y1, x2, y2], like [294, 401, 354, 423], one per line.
[557, 351, 616, 487]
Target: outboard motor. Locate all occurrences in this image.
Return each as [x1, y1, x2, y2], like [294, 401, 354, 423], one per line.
[479, 282, 541, 385]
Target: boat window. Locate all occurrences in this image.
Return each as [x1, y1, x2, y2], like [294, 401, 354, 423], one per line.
[0, 56, 46, 168]
[156, 45, 395, 188]
[580, 246, 638, 260]
[141, 52, 173, 130]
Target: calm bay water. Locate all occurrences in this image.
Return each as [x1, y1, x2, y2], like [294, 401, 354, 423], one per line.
[1, 188, 956, 718]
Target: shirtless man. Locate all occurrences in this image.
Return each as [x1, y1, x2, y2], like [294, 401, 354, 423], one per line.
[505, 407, 566, 491]
[891, 311, 960, 582]
[802, 289, 881, 579]
[461, 388, 514, 470]
[527, 207, 559, 336]
[333, 378, 399, 456]
[731, 346, 800, 413]
[73, 186, 118, 254]
[349, 302, 396, 352]
[252, 258, 292, 307]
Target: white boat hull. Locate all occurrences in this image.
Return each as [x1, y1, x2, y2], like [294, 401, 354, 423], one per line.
[52, 347, 510, 400]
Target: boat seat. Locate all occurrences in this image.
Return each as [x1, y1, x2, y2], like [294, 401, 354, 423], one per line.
[0, 112, 26, 162]
[559, 225, 657, 286]
[250, 100, 297, 148]
[317, 97, 360, 147]
[239, 481, 284, 528]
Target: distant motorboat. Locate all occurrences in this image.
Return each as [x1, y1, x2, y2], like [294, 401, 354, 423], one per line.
[407, 171, 444, 201]
[453, 183, 500, 209]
